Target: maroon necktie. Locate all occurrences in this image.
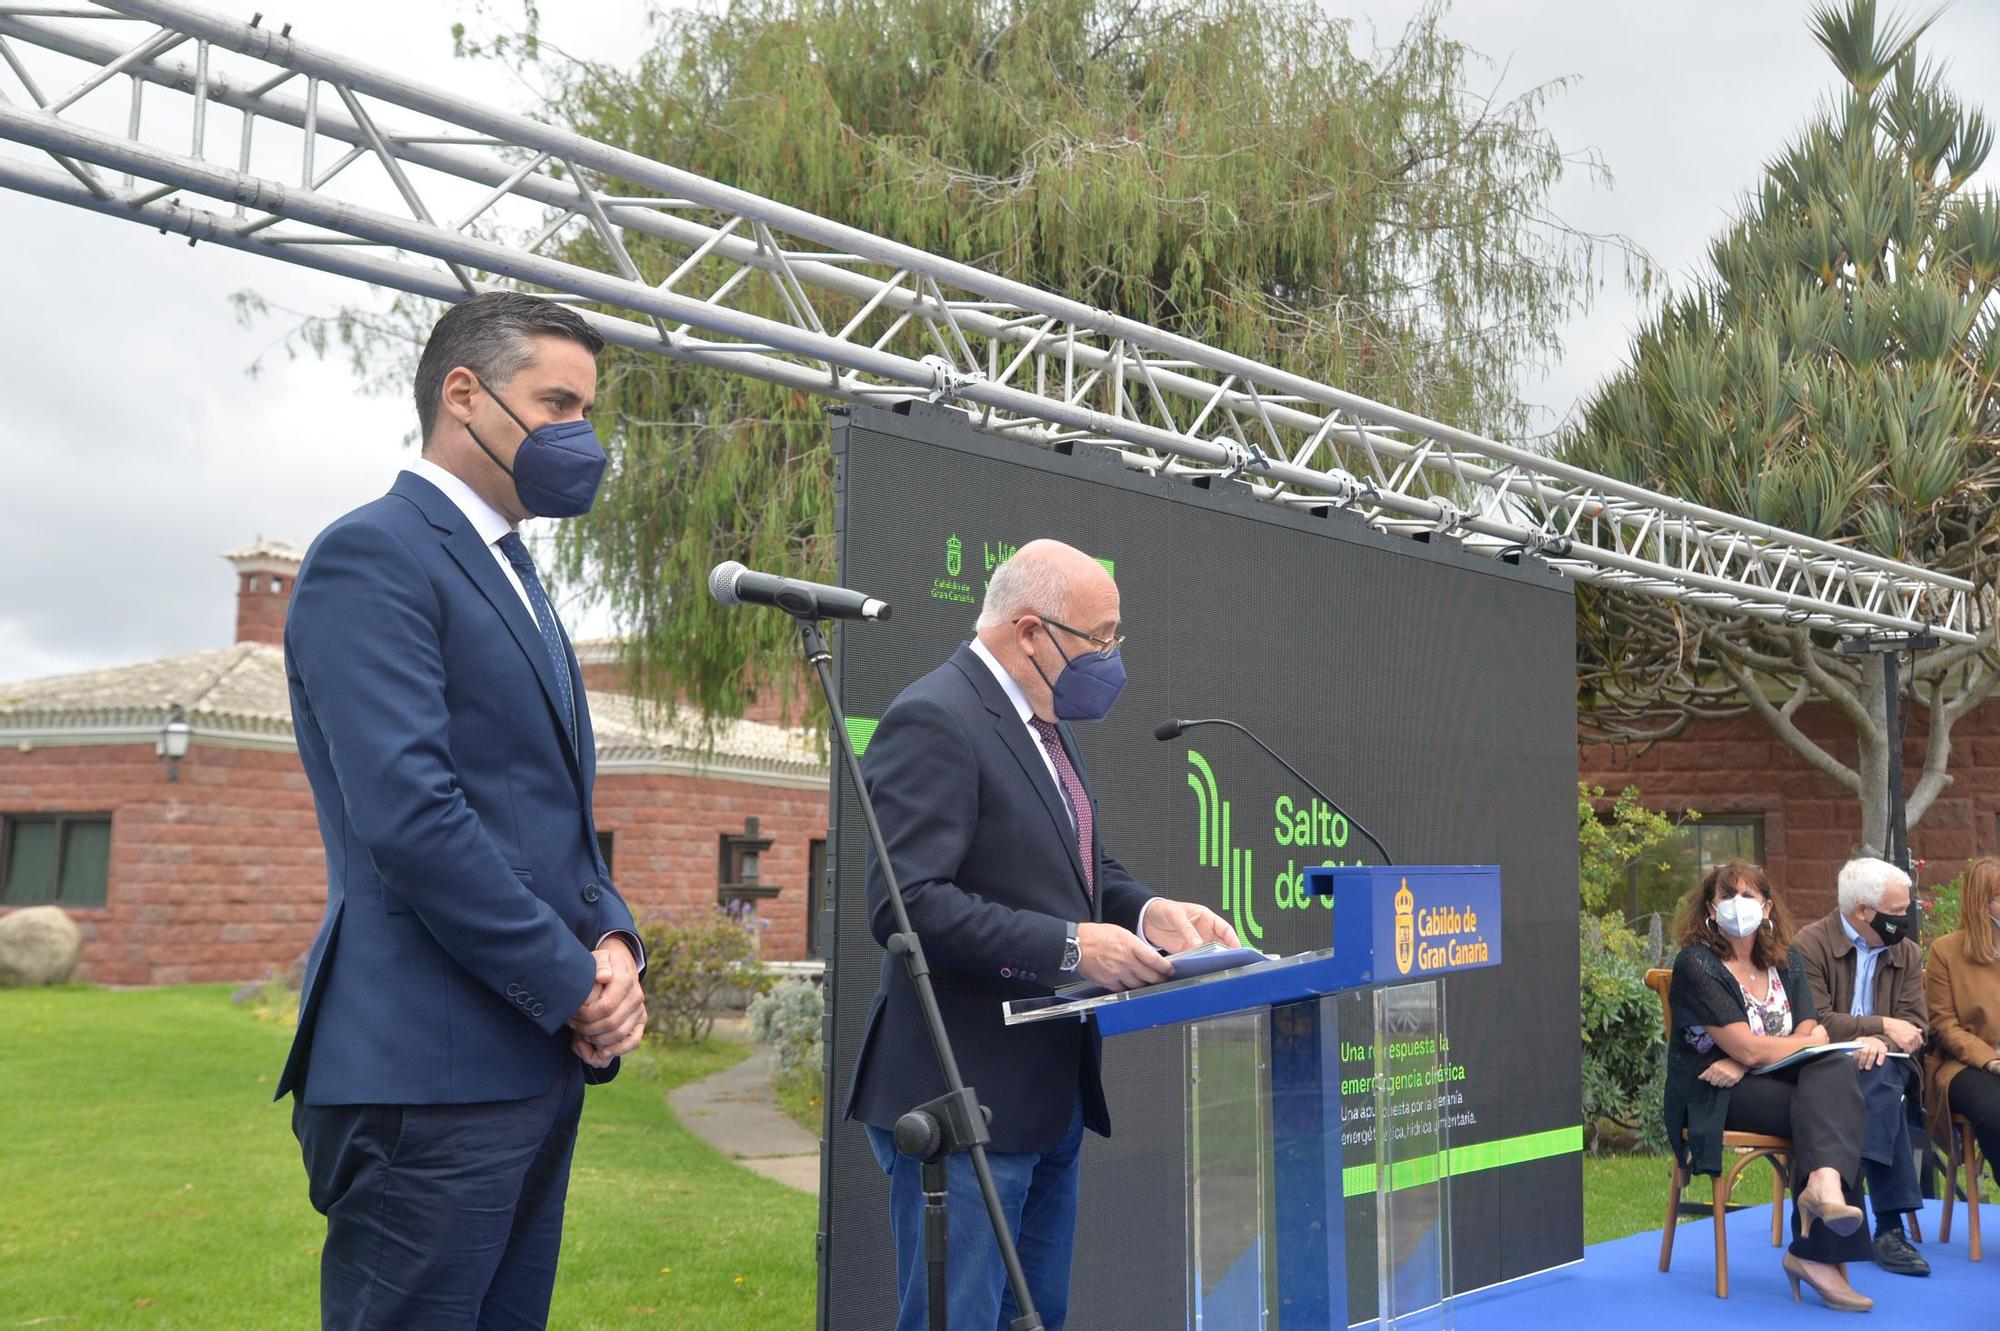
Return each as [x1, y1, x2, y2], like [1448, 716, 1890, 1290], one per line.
[1028, 718, 1094, 899]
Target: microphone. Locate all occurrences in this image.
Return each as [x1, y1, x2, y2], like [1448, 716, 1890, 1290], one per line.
[707, 561, 891, 622]
[1155, 717, 1393, 865]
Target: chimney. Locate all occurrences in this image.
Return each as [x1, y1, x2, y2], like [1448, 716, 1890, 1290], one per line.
[222, 537, 303, 646]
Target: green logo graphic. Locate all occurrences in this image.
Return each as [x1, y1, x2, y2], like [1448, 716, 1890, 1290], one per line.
[1185, 750, 1262, 943]
[946, 534, 963, 578]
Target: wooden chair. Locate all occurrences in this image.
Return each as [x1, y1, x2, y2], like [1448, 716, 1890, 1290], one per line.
[1644, 968, 1790, 1298]
[1939, 1111, 1984, 1261]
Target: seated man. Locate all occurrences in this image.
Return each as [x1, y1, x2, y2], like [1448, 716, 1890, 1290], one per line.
[1792, 855, 1930, 1277]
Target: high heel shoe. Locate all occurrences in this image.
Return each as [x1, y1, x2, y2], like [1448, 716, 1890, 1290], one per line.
[1783, 1252, 1873, 1312]
[1799, 1189, 1865, 1239]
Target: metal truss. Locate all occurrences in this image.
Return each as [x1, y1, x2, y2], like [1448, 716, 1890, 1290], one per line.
[0, 0, 1981, 642]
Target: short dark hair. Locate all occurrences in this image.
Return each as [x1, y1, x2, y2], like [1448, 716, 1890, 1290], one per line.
[414, 292, 605, 446]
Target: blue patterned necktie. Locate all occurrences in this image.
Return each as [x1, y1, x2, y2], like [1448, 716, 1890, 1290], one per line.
[496, 531, 577, 748]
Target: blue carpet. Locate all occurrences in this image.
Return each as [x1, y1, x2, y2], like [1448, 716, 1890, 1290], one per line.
[1455, 1199, 1992, 1329]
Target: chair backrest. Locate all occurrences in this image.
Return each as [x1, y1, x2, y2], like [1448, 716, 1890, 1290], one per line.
[1645, 967, 1673, 1045]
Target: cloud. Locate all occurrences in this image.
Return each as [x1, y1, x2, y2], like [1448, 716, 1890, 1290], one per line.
[4, 0, 1997, 682]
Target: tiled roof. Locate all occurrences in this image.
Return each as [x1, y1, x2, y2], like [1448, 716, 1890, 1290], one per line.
[0, 646, 828, 784]
[221, 537, 304, 566]
[0, 643, 293, 737]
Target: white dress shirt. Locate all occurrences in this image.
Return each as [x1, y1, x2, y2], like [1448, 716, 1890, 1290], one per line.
[405, 458, 642, 972]
[966, 636, 1159, 945]
[408, 457, 536, 618]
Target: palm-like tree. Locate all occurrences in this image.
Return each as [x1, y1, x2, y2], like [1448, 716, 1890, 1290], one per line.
[1567, 0, 2000, 854]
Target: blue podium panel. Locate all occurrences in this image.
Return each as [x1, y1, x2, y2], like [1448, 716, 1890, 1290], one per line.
[1004, 868, 1500, 1330]
[1304, 865, 1502, 987]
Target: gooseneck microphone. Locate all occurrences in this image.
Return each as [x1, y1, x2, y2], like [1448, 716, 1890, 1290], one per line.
[1155, 717, 1394, 865]
[707, 561, 891, 622]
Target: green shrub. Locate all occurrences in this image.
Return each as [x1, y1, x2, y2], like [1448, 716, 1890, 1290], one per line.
[1924, 869, 1964, 952]
[749, 978, 825, 1080]
[1578, 781, 1677, 1153]
[1581, 910, 1667, 1154]
[638, 908, 773, 1043]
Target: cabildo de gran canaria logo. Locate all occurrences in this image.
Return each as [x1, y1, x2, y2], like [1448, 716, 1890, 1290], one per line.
[1394, 878, 1416, 974]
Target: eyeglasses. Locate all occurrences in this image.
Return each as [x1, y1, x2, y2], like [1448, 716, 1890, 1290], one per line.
[1018, 614, 1124, 660]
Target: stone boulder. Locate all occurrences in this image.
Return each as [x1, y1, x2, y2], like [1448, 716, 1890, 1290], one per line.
[0, 906, 84, 986]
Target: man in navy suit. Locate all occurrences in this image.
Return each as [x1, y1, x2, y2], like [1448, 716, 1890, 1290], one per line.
[280, 292, 647, 1330]
[844, 538, 1237, 1331]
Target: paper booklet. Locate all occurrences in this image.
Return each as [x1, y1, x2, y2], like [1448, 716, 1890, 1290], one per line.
[1750, 1039, 1913, 1075]
[1053, 940, 1279, 1002]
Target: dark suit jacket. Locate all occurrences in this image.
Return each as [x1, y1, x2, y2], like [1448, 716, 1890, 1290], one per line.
[842, 643, 1155, 1154]
[275, 471, 637, 1106]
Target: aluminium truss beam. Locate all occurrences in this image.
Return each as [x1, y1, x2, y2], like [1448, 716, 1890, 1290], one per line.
[0, 0, 1981, 643]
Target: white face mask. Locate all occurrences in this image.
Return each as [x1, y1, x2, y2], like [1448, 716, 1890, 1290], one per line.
[1714, 895, 1766, 938]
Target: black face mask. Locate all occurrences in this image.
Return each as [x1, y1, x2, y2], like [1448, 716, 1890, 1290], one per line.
[1871, 904, 1921, 947]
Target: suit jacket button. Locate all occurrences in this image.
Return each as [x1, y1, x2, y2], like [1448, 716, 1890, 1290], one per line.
[531, 1002, 545, 1018]
[582, 884, 602, 904]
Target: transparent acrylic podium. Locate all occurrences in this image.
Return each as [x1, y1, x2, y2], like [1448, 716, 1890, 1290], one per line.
[1005, 865, 1499, 1330]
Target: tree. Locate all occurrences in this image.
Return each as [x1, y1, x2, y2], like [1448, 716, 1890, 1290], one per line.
[1565, 0, 2000, 855]
[276, 0, 1636, 718]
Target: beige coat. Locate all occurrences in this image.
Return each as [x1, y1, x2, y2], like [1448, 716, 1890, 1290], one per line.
[1922, 930, 2000, 1148]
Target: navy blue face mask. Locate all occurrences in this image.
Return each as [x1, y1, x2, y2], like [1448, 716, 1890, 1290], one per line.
[466, 375, 607, 518]
[1028, 626, 1127, 722]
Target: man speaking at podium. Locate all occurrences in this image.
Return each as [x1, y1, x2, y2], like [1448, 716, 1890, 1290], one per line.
[842, 538, 1237, 1330]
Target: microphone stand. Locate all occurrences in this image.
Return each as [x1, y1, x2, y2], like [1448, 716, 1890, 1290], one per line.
[795, 614, 1045, 1331]
[1168, 717, 1394, 865]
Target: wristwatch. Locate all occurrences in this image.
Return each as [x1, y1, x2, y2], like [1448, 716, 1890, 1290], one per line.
[1060, 922, 1082, 972]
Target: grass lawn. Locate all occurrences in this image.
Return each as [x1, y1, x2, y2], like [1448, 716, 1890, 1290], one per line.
[1582, 1150, 1678, 1247]
[774, 1064, 825, 1138]
[0, 982, 1685, 1328]
[0, 984, 816, 1330]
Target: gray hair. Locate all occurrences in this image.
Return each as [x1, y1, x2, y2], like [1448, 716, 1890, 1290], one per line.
[1837, 856, 1910, 914]
[976, 550, 1073, 631]
[414, 291, 606, 446]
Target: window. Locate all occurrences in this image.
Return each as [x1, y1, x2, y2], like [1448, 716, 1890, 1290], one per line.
[807, 838, 828, 958]
[1624, 815, 1765, 921]
[1, 814, 112, 907]
[718, 816, 777, 913]
[596, 830, 614, 874]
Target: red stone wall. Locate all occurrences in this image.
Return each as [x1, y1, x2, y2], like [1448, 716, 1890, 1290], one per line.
[0, 740, 831, 984]
[0, 742, 322, 986]
[1579, 700, 2000, 920]
[592, 771, 830, 959]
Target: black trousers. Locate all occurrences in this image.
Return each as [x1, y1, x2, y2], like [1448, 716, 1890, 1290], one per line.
[292, 1062, 586, 1331]
[1725, 1053, 1873, 1264]
[1947, 1063, 2000, 1180]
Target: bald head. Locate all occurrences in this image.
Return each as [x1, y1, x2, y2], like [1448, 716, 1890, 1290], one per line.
[977, 539, 1112, 630]
[975, 539, 1121, 721]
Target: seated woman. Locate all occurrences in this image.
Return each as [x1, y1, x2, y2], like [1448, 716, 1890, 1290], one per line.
[1666, 860, 1874, 1312]
[1923, 855, 2000, 1189]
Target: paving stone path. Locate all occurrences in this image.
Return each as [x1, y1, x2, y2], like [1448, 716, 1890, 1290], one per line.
[668, 1044, 821, 1194]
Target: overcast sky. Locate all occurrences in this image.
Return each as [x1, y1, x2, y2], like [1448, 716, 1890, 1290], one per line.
[5, 0, 1998, 684]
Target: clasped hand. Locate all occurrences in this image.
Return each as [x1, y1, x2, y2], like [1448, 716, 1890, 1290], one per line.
[568, 943, 647, 1068]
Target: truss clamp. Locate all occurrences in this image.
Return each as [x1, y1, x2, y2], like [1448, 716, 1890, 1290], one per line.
[1429, 501, 1467, 535]
[920, 355, 984, 405]
[1215, 437, 1271, 483]
[1325, 468, 1378, 510]
[1508, 530, 1574, 559]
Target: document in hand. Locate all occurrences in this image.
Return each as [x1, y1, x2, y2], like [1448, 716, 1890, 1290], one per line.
[1751, 1040, 1913, 1075]
[1054, 940, 1278, 1001]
